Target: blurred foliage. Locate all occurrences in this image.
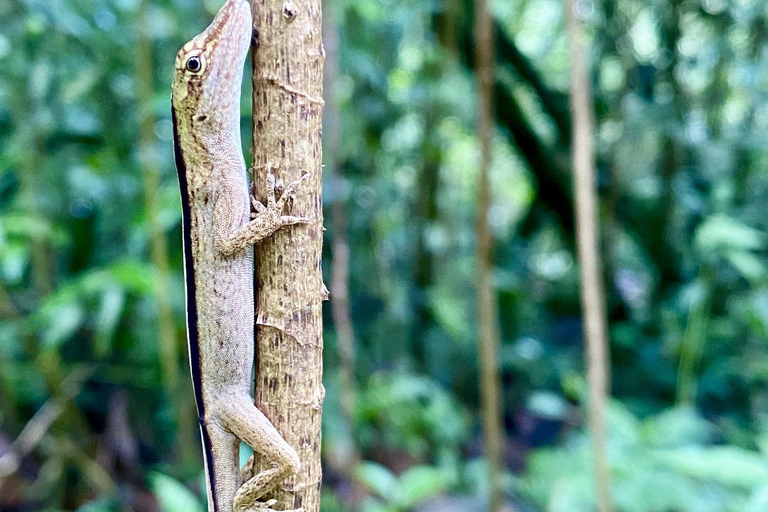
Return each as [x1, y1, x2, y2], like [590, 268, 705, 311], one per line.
[523, 403, 768, 512]
[4, 0, 768, 510]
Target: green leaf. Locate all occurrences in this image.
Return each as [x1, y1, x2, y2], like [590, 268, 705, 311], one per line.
[653, 446, 768, 489]
[93, 286, 125, 358]
[108, 260, 156, 295]
[642, 406, 714, 448]
[356, 461, 399, 502]
[149, 472, 203, 512]
[395, 465, 449, 508]
[0, 213, 67, 245]
[41, 303, 84, 348]
[607, 400, 642, 447]
[694, 215, 766, 254]
[726, 251, 766, 281]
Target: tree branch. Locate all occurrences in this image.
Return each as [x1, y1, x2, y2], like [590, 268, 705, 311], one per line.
[565, 2, 613, 510]
[250, 0, 326, 510]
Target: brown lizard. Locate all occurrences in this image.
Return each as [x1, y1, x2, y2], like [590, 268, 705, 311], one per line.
[171, 0, 307, 510]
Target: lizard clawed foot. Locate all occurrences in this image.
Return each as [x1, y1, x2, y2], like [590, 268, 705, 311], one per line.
[251, 171, 312, 227]
[241, 500, 305, 512]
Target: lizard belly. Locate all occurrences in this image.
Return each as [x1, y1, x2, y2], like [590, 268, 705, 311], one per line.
[195, 248, 255, 394]
[182, 201, 253, 512]
[185, 202, 255, 405]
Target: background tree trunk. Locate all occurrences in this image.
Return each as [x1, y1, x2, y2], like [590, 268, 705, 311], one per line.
[323, 0, 361, 491]
[411, 128, 440, 373]
[565, 1, 613, 511]
[474, 0, 504, 510]
[136, 0, 193, 463]
[249, 0, 325, 510]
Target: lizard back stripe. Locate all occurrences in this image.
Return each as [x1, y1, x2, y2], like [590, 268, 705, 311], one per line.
[172, 108, 218, 512]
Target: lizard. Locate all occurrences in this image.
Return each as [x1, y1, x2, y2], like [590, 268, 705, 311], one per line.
[171, 0, 307, 510]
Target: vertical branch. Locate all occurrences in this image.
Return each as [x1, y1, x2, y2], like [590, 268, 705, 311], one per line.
[440, 0, 460, 54]
[651, 0, 684, 291]
[323, 0, 360, 472]
[474, 0, 504, 510]
[0, 284, 19, 427]
[564, 1, 613, 511]
[675, 281, 711, 405]
[411, 140, 440, 372]
[251, 0, 325, 510]
[135, 0, 190, 456]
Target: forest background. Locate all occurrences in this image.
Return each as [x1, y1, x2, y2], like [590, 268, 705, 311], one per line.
[3, 0, 768, 510]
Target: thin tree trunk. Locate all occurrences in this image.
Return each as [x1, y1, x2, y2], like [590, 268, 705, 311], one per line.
[323, 0, 360, 476]
[564, 2, 613, 511]
[250, 0, 325, 510]
[135, 0, 194, 461]
[0, 284, 19, 427]
[652, 0, 684, 293]
[440, 0, 459, 55]
[411, 147, 439, 372]
[474, 0, 504, 510]
[136, 0, 178, 409]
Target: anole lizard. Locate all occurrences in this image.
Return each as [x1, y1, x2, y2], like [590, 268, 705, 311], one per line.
[171, 0, 307, 510]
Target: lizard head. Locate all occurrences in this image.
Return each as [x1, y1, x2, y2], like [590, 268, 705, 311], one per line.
[171, 0, 251, 131]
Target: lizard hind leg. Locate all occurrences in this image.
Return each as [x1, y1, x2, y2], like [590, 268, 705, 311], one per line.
[221, 396, 304, 512]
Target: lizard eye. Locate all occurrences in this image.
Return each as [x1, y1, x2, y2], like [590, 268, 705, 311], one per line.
[186, 56, 203, 73]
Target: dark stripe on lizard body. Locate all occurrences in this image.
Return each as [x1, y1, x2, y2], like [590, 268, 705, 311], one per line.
[172, 108, 218, 511]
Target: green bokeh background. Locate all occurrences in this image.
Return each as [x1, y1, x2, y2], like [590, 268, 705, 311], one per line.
[4, 0, 768, 510]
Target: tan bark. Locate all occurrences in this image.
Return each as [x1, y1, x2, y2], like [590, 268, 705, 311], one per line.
[250, 0, 325, 510]
[474, 0, 504, 510]
[564, 1, 613, 511]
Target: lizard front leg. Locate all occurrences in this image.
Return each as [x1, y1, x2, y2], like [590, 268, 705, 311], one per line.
[218, 172, 309, 257]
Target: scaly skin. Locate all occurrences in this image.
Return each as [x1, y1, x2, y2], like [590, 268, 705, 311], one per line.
[171, 1, 306, 510]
